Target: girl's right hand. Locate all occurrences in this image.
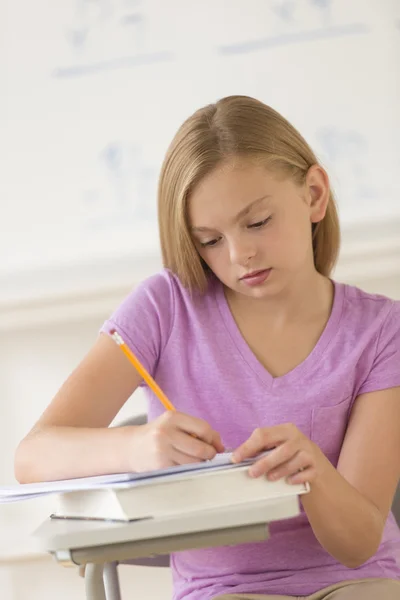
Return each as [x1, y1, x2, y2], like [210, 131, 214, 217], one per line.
[126, 411, 225, 472]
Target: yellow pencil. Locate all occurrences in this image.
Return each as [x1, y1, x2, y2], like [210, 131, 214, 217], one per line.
[110, 329, 176, 412]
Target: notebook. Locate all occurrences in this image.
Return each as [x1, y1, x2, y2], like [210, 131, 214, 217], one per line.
[1, 451, 310, 521]
[0, 452, 250, 501]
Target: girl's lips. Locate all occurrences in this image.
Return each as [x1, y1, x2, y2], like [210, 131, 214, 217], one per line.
[240, 268, 272, 286]
[241, 269, 268, 279]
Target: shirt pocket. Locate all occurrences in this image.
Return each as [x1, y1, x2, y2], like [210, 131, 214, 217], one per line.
[310, 395, 352, 462]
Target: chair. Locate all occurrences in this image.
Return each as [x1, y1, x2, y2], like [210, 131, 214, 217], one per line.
[88, 413, 400, 600]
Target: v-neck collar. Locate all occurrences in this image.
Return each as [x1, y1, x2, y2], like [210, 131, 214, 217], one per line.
[213, 277, 344, 391]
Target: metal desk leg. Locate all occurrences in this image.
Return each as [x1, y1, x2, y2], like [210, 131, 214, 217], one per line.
[85, 563, 106, 600]
[104, 562, 122, 600]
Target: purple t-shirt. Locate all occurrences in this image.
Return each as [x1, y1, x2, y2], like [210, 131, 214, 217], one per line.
[101, 269, 400, 599]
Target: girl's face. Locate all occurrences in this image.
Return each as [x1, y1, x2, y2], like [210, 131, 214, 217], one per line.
[188, 160, 329, 300]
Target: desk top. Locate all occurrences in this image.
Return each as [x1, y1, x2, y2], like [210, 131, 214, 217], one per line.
[34, 496, 300, 552]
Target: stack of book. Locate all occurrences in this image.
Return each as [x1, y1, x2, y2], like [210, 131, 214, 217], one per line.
[0, 452, 309, 522]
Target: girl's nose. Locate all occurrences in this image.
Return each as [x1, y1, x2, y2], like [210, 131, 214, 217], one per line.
[229, 238, 256, 266]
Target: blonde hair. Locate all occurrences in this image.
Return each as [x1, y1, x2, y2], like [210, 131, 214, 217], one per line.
[158, 95, 340, 292]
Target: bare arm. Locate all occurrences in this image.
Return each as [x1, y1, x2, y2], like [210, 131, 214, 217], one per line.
[301, 386, 400, 567]
[14, 334, 144, 483]
[15, 334, 224, 484]
[233, 386, 400, 568]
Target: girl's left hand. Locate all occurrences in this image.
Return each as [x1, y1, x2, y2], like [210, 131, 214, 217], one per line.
[231, 423, 324, 485]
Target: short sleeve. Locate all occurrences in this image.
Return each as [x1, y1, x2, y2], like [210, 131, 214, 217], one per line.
[358, 300, 400, 396]
[99, 269, 175, 379]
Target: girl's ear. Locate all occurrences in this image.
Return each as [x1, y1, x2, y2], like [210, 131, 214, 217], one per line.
[305, 164, 330, 224]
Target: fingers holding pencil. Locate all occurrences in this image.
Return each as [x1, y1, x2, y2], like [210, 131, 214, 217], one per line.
[126, 410, 225, 472]
[161, 410, 225, 455]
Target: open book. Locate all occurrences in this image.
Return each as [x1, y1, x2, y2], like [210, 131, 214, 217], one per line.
[1, 452, 309, 521]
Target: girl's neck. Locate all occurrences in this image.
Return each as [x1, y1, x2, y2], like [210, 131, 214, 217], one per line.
[224, 268, 334, 329]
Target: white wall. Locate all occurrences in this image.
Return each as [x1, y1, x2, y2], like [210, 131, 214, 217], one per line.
[2, 1, 400, 598]
[2, 0, 400, 308]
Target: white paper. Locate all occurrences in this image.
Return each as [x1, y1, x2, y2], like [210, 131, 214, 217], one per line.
[0, 451, 270, 503]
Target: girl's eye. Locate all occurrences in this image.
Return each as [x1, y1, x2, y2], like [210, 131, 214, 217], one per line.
[200, 237, 221, 248]
[248, 217, 271, 229]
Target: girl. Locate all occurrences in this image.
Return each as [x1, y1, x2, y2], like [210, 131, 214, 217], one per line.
[15, 96, 400, 600]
